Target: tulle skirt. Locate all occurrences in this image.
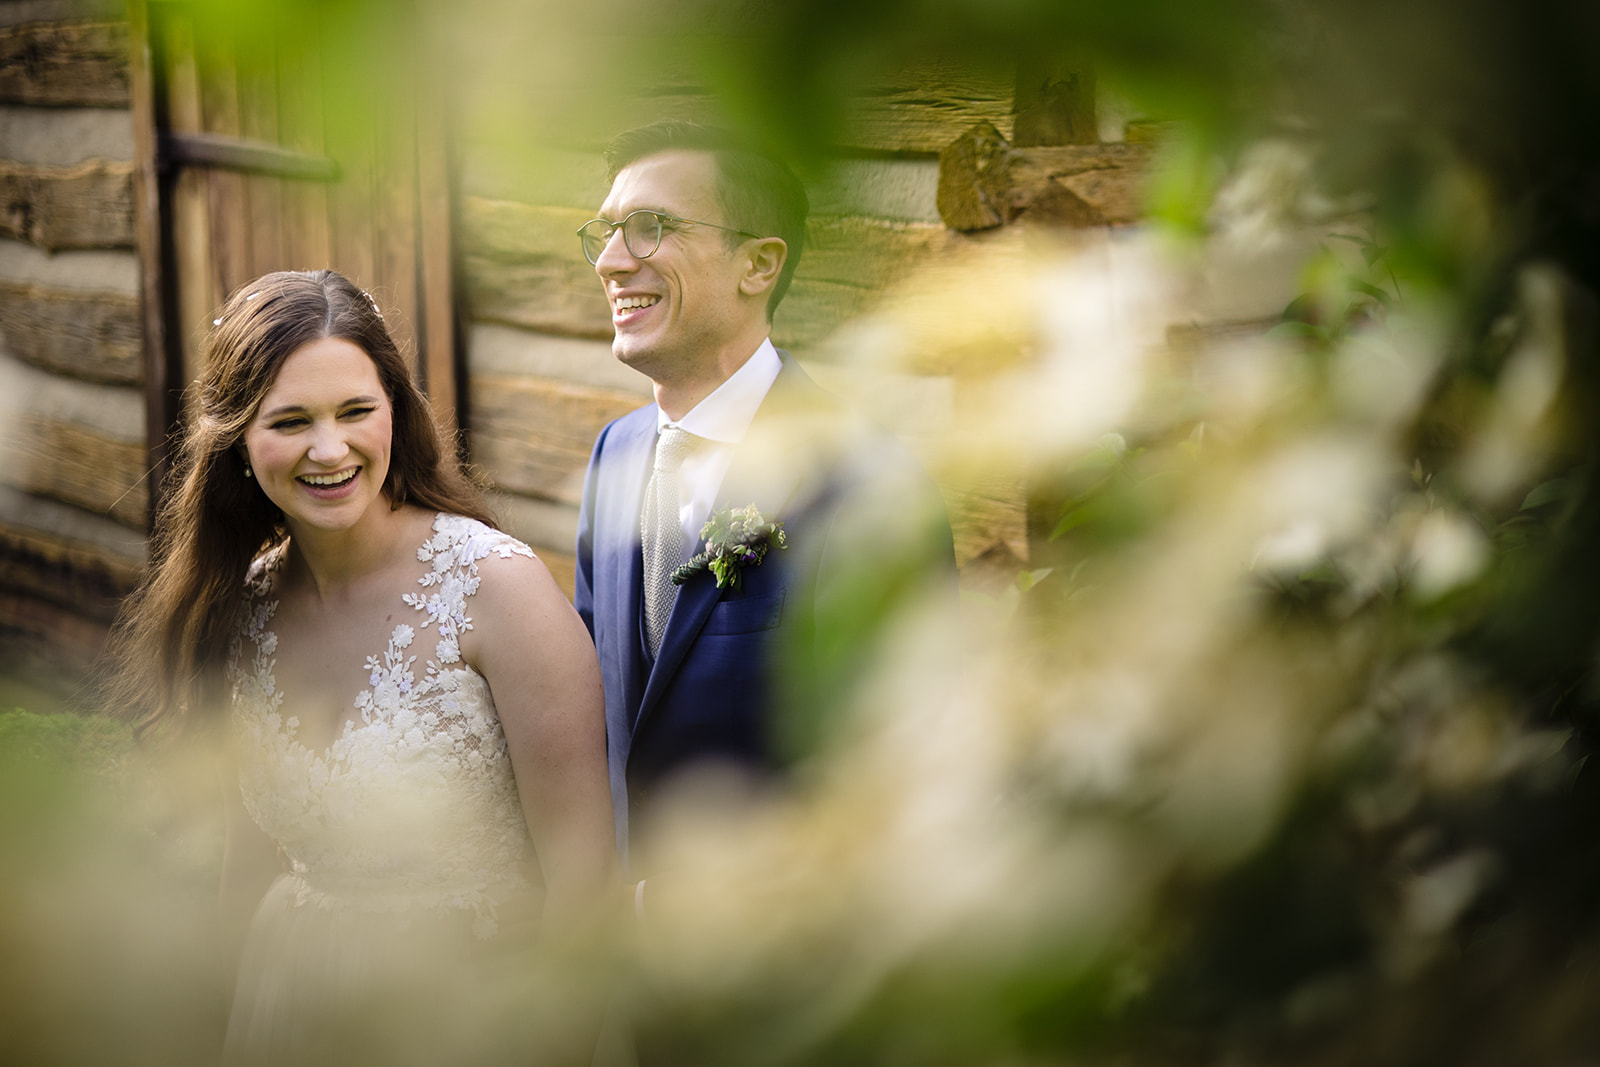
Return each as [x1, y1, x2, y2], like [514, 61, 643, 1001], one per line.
[222, 873, 543, 1066]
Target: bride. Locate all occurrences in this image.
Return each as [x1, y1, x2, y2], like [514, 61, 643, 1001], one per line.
[107, 269, 617, 1064]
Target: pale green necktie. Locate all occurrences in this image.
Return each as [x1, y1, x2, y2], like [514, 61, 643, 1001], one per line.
[641, 426, 697, 658]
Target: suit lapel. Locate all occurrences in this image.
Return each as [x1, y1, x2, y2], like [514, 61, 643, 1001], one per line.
[598, 411, 656, 737]
[632, 355, 830, 738]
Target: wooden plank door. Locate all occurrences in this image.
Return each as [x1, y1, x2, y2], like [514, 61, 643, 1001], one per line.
[128, 0, 457, 502]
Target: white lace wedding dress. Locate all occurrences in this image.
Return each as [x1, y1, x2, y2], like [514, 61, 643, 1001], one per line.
[222, 514, 545, 1065]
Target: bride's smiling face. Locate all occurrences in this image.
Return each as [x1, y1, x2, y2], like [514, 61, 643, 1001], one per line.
[242, 336, 394, 535]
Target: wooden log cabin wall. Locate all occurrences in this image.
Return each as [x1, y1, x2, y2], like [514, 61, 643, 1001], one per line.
[0, 0, 454, 691]
[2, 0, 1193, 690]
[0, 0, 144, 686]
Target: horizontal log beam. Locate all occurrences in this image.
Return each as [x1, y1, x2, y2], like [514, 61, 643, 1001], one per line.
[0, 517, 141, 623]
[1, 411, 149, 528]
[840, 62, 1015, 155]
[470, 373, 643, 506]
[937, 122, 1153, 232]
[0, 19, 129, 107]
[776, 218, 953, 348]
[459, 198, 611, 338]
[775, 277, 893, 351]
[467, 324, 650, 397]
[0, 280, 142, 383]
[0, 588, 111, 681]
[467, 58, 1011, 157]
[0, 159, 134, 250]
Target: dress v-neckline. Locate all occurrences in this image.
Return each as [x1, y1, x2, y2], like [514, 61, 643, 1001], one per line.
[234, 512, 535, 767]
[248, 545, 418, 762]
[243, 513, 454, 763]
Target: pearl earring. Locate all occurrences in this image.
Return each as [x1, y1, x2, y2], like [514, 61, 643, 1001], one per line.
[244, 463, 253, 479]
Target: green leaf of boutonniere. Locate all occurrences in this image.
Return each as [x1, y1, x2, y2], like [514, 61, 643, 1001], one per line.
[670, 503, 787, 590]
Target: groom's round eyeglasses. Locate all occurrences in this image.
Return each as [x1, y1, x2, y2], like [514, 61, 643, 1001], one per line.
[576, 209, 761, 265]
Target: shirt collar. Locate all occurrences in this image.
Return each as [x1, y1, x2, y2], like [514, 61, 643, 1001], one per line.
[656, 338, 782, 444]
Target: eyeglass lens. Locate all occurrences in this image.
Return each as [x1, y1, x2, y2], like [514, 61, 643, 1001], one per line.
[579, 211, 664, 264]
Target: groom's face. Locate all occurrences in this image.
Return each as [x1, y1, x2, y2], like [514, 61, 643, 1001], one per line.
[592, 149, 752, 384]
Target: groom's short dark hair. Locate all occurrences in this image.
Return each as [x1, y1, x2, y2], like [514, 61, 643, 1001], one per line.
[603, 121, 809, 319]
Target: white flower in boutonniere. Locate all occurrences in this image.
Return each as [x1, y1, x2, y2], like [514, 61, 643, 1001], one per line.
[671, 503, 787, 591]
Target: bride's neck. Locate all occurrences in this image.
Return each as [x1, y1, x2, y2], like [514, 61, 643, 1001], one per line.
[284, 504, 428, 604]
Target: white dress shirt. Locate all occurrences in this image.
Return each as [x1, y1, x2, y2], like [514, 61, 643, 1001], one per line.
[654, 338, 783, 556]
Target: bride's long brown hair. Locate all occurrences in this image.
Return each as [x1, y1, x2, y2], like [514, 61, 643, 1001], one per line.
[106, 269, 494, 735]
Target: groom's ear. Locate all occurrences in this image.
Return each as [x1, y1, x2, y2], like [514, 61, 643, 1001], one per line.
[738, 237, 788, 299]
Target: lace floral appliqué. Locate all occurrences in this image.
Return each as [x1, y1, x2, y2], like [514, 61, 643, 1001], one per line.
[227, 514, 540, 938]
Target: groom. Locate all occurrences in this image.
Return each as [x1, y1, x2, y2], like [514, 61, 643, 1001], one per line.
[573, 122, 954, 872]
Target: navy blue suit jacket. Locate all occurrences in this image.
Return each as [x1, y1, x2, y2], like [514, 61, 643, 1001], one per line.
[574, 353, 954, 868]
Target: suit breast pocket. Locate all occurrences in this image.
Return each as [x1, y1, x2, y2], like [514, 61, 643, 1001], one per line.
[701, 590, 785, 635]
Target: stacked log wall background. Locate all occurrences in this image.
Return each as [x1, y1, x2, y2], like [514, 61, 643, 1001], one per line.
[0, 0, 145, 688]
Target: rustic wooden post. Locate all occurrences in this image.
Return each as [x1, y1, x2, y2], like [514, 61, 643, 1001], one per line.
[127, 0, 179, 522]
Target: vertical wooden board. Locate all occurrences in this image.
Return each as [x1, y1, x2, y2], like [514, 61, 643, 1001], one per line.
[197, 7, 251, 302]
[237, 16, 283, 278]
[328, 119, 378, 297]
[319, 3, 378, 305]
[275, 6, 332, 270]
[163, 7, 215, 389]
[170, 167, 213, 387]
[371, 27, 420, 378]
[127, 0, 173, 483]
[416, 70, 457, 428]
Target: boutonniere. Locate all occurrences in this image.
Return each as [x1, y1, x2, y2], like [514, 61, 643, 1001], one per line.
[671, 504, 787, 590]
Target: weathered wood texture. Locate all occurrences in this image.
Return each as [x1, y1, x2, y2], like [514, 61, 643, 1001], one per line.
[470, 373, 642, 506]
[940, 477, 1029, 572]
[0, 588, 112, 679]
[839, 62, 1015, 154]
[488, 489, 580, 601]
[127, 0, 170, 478]
[466, 324, 649, 397]
[2, 411, 148, 528]
[0, 518, 140, 622]
[460, 198, 609, 339]
[1013, 62, 1096, 148]
[0, 159, 134, 249]
[937, 122, 1153, 231]
[462, 59, 1012, 158]
[141, 1, 447, 403]
[779, 217, 952, 349]
[0, 19, 129, 107]
[0, 280, 141, 383]
[0, 507, 142, 681]
[460, 196, 952, 349]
